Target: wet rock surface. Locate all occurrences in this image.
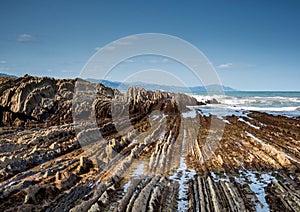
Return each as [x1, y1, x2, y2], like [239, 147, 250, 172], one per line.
[0, 75, 299, 211]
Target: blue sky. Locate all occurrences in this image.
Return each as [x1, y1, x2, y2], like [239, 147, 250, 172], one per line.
[0, 0, 299, 90]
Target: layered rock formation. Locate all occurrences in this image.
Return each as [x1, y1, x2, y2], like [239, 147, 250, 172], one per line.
[0, 75, 299, 211]
[0, 75, 75, 126]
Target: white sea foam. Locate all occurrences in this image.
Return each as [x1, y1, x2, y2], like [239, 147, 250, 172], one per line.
[239, 118, 260, 129]
[233, 106, 299, 112]
[245, 131, 266, 146]
[182, 107, 197, 118]
[190, 93, 300, 118]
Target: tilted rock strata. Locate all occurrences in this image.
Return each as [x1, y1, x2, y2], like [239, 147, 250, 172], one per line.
[0, 75, 299, 211]
[0, 75, 75, 126]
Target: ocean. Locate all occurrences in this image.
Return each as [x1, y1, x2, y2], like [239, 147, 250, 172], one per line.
[191, 91, 300, 118]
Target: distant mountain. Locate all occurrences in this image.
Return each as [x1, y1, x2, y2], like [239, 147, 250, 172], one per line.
[87, 79, 121, 88]
[0, 75, 235, 92]
[86, 78, 236, 93]
[0, 73, 17, 78]
[202, 84, 236, 92]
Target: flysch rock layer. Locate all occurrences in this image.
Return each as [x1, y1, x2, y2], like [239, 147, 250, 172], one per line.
[0, 75, 299, 211]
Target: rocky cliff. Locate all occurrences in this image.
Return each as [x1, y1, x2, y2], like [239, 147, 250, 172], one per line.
[0, 75, 75, 126]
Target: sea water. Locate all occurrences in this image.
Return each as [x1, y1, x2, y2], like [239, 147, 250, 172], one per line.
[190, 91, 300, 118]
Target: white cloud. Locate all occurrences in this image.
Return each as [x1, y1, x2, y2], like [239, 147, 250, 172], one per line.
[217, 62, 256, 69]
[0, 60, 7, 64]
[217, 63, 233, 69]
[17, 34, 34, 42]
[96, 36, 138, 52]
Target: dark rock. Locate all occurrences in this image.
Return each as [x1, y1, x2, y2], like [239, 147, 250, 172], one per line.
[205, 98, 220, 104]
[76, 156, 93, 174]
[55, 171, 79, 190]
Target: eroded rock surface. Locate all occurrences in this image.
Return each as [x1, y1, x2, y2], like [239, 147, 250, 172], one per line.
[0, 75, 299, 211]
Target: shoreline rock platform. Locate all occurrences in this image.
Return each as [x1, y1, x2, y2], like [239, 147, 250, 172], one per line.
[0, 75, 299, 211]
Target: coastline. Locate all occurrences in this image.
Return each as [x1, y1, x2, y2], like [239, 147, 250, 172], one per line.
[0, 75, 299, 211]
